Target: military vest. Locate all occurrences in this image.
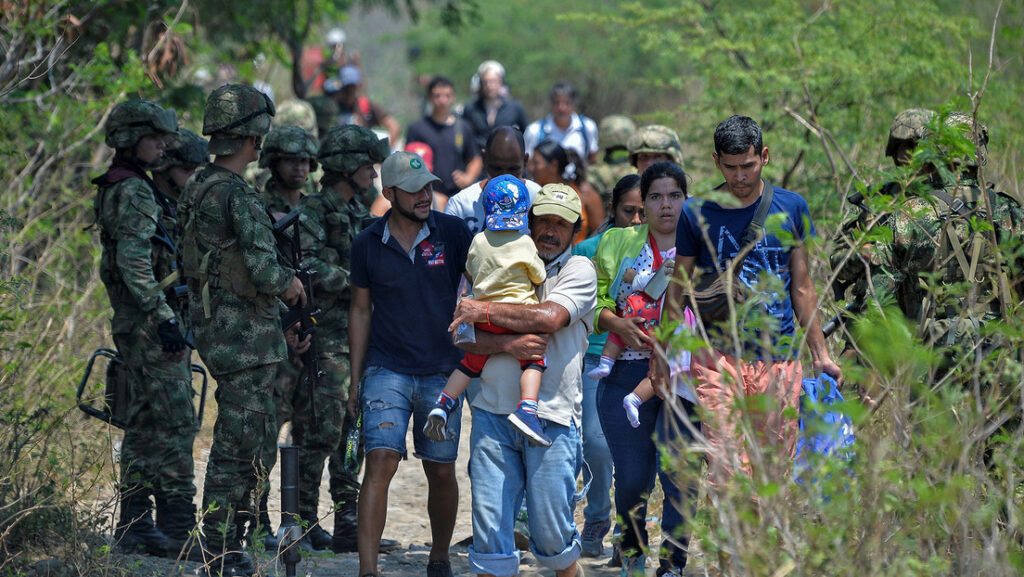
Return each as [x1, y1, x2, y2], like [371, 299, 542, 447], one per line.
[180, 166, 271, 318]
[94, 168, 183, 319]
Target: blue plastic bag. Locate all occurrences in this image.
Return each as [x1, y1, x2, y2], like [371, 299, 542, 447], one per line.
[794, 373, 855, 482]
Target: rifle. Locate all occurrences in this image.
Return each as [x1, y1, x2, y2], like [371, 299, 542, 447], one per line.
[271, 209, 322, 425]
[76, 347, 209, 428]
[822, 299, 863, 339]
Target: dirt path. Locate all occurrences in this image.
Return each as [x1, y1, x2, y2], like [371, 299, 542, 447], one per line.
[112, 408, 692, 576]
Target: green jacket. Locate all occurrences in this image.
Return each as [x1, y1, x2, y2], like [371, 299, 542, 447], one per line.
[591, 224, 650, 335]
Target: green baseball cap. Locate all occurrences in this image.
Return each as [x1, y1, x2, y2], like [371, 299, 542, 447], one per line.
[531, 183, 582, 224]
[381, 151, 441, 192]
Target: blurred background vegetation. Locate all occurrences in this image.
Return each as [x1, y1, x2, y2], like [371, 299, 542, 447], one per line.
[1, 0, 1022, 574]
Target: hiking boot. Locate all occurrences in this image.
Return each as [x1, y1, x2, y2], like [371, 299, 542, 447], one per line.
[507, 407, 552, 447]
[426, 559, 454, 577]
[114, 492, 169, 557]
[580, 517, 611, 557]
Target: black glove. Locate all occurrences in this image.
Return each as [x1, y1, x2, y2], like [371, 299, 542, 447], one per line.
[157, 318, 187, 353]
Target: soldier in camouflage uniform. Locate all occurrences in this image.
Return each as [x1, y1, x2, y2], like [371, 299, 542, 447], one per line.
[151, 128, 209, 202]
[296, 124, 392, 553]
[838, 112, 1023, 394]
[93, 100, 198, 559]
[626, 124, 684, 175]
[178, 84, 306, 577]
[588, 115, 636, 205]
[259, 125, 319, 215]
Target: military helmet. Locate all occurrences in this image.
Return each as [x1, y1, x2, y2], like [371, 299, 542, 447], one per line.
[259, 125, 319, 169]
[943, 111, 989, 167]
[627, 124, 683, 166]
[152, 128, 208, 172]
[885, 108, 935, 158]
[319, 125, 389, 175]
[599, 115, 636, 151]
[105, 99, 177, 149]
[202, 83, 275, 141]
[273, 98, 318, 139]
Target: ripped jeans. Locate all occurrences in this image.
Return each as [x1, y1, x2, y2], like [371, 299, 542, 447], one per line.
[360, 365, 462, 463]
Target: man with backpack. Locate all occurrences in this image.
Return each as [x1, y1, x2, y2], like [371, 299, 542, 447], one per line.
[524, 81, 599, 165]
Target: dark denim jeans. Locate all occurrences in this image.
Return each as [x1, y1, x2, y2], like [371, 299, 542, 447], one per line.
[596, 358, 699, 570]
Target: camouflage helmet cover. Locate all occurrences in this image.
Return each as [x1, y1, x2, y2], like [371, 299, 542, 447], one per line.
[943, 111, 989, 166]
[599, 115, 636, 151]
[152, 128, 208, 172]
[885, 108, 935, 158]
[273, 98, 319, 139]
[319, 125, 389, 175]
[105, 99, 177, 149]
[627, 124, 683, 166]
[202, 83, 276, 139]
[259, 125, 319, 169]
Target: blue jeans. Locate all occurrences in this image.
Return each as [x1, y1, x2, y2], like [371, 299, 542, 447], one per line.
[361, 366, 461, 463]
[468, 409, 584, 576]
[582, 353, 613, 525]
[596, 359, 699, 569]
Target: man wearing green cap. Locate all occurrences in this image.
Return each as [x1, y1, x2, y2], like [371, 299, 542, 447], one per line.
[347, 151, 473, 577]
[449, 183, 597, 577]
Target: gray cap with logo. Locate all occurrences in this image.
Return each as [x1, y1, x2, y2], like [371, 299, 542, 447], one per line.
[381, 151, 441, 192]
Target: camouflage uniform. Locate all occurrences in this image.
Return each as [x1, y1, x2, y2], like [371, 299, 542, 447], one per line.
[297, 124, 388, 552]
[840, 113, 1023, 381]
[589, 115, 636, 205]
[94, 100, 198, 558]
[178, 85, 293, 564]
[258, 125, 319, 216]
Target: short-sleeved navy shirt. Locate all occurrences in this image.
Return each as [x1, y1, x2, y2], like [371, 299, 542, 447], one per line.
[351, 210, 472, 374]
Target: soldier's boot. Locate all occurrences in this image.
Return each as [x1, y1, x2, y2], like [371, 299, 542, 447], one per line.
[201, 541, 255, 577]
[114, 492, 169, 557]
[330, 498, 401, 554]
[299, 512, 332, 551]
[155, 496, 205, 562]
[331, 499, 358, 554]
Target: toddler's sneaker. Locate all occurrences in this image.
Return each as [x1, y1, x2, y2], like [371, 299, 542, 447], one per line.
[508, 407, 552, 447]
[423, 393, 458, 442]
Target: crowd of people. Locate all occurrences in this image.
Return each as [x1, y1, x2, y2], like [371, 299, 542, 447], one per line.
[93, 46, 1021, 577]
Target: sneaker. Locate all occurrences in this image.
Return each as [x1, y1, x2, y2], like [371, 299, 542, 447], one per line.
[580, 518, 612, 557]
[426, 559, 454, 577]
[621, 554, 646, 577]
[423, 407, 450, 442]
[507, 407, 552, 446]
[656, 566, 684, 577]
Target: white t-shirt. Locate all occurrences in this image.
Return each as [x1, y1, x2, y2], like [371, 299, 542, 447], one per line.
[524, 113, 600, 160]
[444, 178, 541, 235]
[472, 249, 597, 427]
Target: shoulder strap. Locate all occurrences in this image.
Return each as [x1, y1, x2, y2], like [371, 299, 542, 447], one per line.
[577, 114, 591, 157]
[739, 181, 774, 247]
